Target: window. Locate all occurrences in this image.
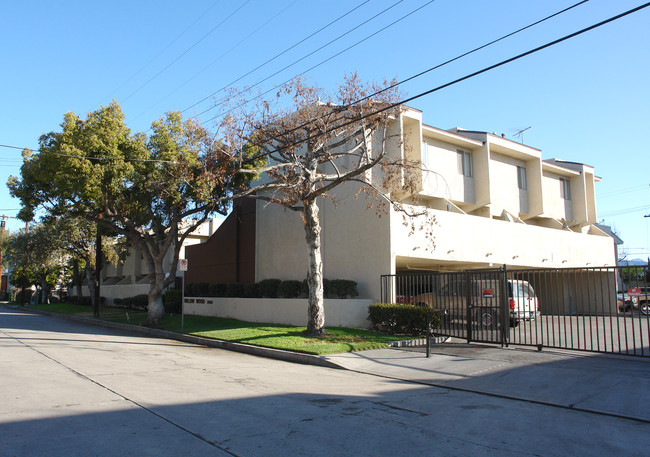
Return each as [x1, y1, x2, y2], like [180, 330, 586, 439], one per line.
[517, 166, 527, 190]
[457, 149, 473, 177]
[560, 178, 571, 200]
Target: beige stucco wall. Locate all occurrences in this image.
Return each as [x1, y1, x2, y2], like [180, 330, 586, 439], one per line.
[184, 297, 374, 328]
[390, 206, 616, 270]
[255, 181, 392, 299]
[488, 152, 528, 216]
[542, 170, 573, 221]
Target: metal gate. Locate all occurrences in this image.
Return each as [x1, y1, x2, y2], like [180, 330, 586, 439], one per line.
[380, 265, 650, 357]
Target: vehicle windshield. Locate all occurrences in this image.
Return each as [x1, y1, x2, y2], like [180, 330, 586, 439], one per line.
[512, 282, 535, 299]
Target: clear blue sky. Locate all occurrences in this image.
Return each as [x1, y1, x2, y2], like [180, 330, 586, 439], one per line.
[1, 0, 649, 259]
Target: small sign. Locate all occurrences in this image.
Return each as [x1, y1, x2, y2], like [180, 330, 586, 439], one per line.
[628, 288, 641, 297]
[179, 259, 188, 272]
[483, 289, 495, 298]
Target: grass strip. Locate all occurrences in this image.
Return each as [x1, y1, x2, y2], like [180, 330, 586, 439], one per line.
[25, 303, 397, 355]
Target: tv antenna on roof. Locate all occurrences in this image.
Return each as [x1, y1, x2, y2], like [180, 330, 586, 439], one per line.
[513, 126, 531, 143]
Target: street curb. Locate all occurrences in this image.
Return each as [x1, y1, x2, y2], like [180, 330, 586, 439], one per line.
[6, 306, 345, 370]
[389, 336, 450, 347]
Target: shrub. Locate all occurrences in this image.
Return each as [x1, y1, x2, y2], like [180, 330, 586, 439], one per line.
[368, 302, 440, 336]
[328, 279, 359, 298]
[323, 278, 332, 297]
[113, 297, 124, 307]
[163, 290, 182, 313]
[209, 283, 227, 297]
[194, 282, 211, 297]
[242, 282, 260, 298]
[226, 283, 245, 297]
[123, 294, 149, 310]
[258, 279, 281, 298]
[278, 280, 302, 298]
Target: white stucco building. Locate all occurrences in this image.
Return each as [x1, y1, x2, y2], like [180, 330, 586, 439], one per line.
[188, 107, 616, 302]
[77, 218, 222, 301]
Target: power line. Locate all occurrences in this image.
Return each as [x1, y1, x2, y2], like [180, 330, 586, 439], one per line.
[0, 144, 179, 164]
[199, 0, 434, 120]
[120, 0, 252, 104]
[130, 0, 301, 123]
[5, 3, 649, 169]
[180, 0, 376, 114]
[249, 1, 650, 161]
[105, 0, 224, 104]
[599, 184, 649, 198]
[600, 204, 650, 217]
[206, 0, 590, 140]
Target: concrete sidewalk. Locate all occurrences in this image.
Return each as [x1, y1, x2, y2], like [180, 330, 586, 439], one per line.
[322, 341, 650, 423]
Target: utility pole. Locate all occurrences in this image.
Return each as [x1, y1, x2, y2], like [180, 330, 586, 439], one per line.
[94, 217, 102, 318]
[0, 217, 5, 299]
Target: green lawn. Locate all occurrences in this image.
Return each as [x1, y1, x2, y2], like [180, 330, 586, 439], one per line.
[25, 303, 398, 355]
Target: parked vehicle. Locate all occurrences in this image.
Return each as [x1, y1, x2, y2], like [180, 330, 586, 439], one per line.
[413, 278, 539, 327]
[626, 286, 649, 315]
[617, 291, 638, 313]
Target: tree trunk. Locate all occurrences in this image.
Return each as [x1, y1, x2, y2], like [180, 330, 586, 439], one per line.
[146, 257, 166, 325]
[40, 279, 49, 304]
[86, 267, 95, 306]
[73, 259, 82, 299]
[303, 199, 325, 335]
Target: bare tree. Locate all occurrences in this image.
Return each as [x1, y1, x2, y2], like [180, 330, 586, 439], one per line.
[219, 74, 425, 335]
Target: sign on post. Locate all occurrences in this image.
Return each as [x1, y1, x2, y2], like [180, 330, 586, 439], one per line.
[179, 258, 188, 271]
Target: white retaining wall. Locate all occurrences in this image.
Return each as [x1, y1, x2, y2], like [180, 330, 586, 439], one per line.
[184, 297, 373, 329]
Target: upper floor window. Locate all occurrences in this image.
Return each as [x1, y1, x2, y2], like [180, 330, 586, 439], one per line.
[560, 178, 571, 200]
[517, 166, 527, 190]
[421, 141, 429, 168]
[457, 149, 473, 177]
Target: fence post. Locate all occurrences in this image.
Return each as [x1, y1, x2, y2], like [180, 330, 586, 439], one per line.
[465, 269, 472, 343]
[501, 264, 508, 347]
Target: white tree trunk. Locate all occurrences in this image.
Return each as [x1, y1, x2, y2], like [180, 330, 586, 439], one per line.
[303, 199, 325, 335]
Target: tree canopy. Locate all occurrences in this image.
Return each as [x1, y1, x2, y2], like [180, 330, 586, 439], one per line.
[9, 101, 253, 323]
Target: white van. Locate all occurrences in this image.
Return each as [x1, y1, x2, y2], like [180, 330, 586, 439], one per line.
[414, 278, 540, 327]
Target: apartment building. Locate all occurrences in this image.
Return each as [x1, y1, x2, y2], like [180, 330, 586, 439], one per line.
[186, 107, 615, 301]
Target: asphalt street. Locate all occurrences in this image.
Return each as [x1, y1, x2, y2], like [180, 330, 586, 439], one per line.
[1, 307, 648, 457]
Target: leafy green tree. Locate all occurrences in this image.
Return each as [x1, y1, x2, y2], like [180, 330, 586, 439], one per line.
[5, 224, 63, 304]
[46, 214, 121, 306]
[9, 102, 247, 324]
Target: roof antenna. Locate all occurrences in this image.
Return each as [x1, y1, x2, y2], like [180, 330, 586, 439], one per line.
[513, 126, 531, 143]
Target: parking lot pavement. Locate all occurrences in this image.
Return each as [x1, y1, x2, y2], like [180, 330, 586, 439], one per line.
[322, 341, 650, 422]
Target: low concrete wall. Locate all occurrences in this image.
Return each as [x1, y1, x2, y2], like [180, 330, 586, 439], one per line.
[71, 284, 151, 303]
[184, 297, 373, 329]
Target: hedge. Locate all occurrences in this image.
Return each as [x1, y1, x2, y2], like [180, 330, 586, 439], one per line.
[183, 278, 360, 299]
[278, 280, 302, 298]
[258, 279, 281, 298]
[368, 302, 440, 336]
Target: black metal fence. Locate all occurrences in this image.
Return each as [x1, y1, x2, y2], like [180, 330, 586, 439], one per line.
[380, 265, 650, 357]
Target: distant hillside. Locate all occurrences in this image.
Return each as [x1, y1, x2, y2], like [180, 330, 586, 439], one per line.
[620, 258, 648, 266]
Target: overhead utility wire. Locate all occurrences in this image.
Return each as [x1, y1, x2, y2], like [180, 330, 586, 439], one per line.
[131, 0, 301, 123]
[4, 2, 647, 166]
[107, 0, 224, 102]
[181, 0, 376, 114]
[257, 2, 650, 160]
[121, 0, 252, 104]
[0, 144, 177, 163]
[208, 0, 588, 136]
[201, 0, 436, 122]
